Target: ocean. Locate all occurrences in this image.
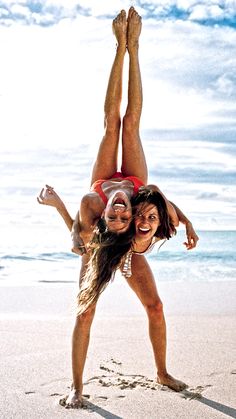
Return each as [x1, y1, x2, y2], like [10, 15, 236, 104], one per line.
[1, 133, 236, 287]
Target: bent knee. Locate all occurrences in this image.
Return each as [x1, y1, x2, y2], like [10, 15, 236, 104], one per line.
[76, 306, 96, 327]
[145, 300, 164, 320]
[104, 114, 121, 132]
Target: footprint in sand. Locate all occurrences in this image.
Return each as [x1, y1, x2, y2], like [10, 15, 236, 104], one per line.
[84, 358, 160, 391]
[180, 384, 213, 400]
[87, 372, 158, 391]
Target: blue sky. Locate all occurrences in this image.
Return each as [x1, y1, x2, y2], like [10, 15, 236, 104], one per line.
[0, 1, 236, 27]
[0, 0, 236, 149]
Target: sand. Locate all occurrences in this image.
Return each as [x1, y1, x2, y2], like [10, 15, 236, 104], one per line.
[0, 279, 236, 419]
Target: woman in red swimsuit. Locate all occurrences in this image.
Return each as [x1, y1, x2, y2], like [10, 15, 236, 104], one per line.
[38, 8, 198, 408]
[38, 6, 178, 243]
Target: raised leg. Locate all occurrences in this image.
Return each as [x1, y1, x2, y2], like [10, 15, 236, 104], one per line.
[125, 254, 187, 391]
[90, 10, 127, 185]
[121, 7, 148, 184]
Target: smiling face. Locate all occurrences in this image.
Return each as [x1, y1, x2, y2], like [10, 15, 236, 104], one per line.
[134, 203, 160, 243]
[103, 191, 132, 233]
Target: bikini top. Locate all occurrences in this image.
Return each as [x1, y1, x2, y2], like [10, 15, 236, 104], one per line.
[121, 237, 160, 278]
[90, 172, 145, 205]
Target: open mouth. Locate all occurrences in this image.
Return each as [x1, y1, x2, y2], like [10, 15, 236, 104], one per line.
[138, 227, 151, 234]
[113, 198, 126, 208]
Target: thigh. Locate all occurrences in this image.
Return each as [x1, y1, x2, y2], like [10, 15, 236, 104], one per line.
[125, 254, 162, 306]
[79, 254, 90, 286]
[90, 130, 120, 186]
[121, 126, 148, 184]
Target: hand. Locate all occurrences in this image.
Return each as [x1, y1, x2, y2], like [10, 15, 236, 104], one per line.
[71, 222, 87, 256]
[183, 222, 199, 250]
[37, 185, 65, 210]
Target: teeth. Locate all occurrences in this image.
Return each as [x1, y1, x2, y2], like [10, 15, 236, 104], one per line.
[114, 203, 125, 208]
[139, 227, 150, 232]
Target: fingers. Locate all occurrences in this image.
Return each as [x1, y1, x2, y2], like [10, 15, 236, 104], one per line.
[71, 246, 87, 256]
[45, 184, 54, 191]
[37, 187, 45, 204]
[37, 185, 55, 205]
[45, 185, 54, 196]
[37, 196, 44, 205]
[190, 233, 199, 249]
[183, 234, 199, 250]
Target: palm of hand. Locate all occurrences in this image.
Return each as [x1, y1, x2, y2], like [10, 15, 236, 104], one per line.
[37, 186, 62, 209]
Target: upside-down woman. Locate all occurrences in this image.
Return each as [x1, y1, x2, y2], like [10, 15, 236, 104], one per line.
[38, 7, 198, 408]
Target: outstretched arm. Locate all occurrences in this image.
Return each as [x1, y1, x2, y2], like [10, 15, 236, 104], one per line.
[146, 184, 199, 250]
[169, 202, 199, 250]
[37, 185, 87, 255]
[37, 185, 74, 231]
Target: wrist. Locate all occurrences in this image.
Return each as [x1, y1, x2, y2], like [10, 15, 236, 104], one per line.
[56, 204, 67, 213]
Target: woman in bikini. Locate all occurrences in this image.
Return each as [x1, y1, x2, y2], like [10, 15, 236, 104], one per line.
[38, 6, 180, 248]
[38, 8, 198, 408]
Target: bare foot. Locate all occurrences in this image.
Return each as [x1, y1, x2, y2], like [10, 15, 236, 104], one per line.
[157, 373, 187, 392]
[112, 9, 127, 48]
[127, 6, 142, 51]
[59, 389, 84, 409]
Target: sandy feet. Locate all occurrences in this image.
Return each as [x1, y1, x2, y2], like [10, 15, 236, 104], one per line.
[157, 373, 187, 392]
[127, 6, 142, 51]
[112, 7, 142, 51]
[59, 362, 188, 409]
[59, 388, 84, 409]
[112, 9, 127, 48]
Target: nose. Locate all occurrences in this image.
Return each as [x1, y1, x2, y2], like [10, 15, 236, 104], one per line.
[113, 205, 125, 213]
[139, 214, 147, 223]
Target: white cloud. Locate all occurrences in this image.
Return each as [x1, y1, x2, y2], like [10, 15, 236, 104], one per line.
[213, 74, 236, 96]
[11, 4, 31, 18]
[0, 0, 236, 27]
[176, 0, 197, 9]
[0, 7, 9, 17]
[0, 6, 235, 150]
[189, 4, 224, 20]
[45, 0, 80, 6]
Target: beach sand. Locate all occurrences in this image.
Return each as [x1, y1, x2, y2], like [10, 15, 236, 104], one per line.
[0, 279, 236, 419]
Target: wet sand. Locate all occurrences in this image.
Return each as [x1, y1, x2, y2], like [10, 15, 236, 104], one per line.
[0, 279, 236, 419]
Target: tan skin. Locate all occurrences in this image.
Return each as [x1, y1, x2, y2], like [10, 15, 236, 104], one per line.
[38, 8, 199, 408]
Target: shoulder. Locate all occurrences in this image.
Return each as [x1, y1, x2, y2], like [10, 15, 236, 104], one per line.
[80, 192, 102, 208]
[80, 192, 104, 220]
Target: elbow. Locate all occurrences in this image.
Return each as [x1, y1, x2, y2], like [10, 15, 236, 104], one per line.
[173, 217, 179, 227]
[170, 212, 179, 227]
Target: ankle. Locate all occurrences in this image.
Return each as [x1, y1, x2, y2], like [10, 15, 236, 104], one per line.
[127, 41, 139, 53]
[116, 43, 126, 54]
[71, 382, 83, 394]
[157, 370, 168, 379]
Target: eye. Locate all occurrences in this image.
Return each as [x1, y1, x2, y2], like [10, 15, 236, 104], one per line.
[121, 217, 129, 223]
[108, 216, 116, 221]
[149, 214, 158, 220]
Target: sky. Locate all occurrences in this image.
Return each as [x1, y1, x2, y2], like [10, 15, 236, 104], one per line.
[0, 0, 236, 149]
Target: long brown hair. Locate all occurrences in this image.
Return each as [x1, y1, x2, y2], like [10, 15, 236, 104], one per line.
[77, 188, 176, 314]
[77, 218, 135, 314]
[131, 187, 176, 239]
